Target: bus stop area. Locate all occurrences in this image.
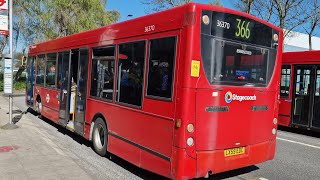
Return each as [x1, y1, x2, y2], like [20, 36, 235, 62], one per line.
[0, 95, 94, 180]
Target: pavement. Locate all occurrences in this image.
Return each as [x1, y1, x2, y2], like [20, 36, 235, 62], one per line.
[0, 95, 95, 180]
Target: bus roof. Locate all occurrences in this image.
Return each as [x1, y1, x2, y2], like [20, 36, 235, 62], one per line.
[283, 50, 320, 64]
[28, 3, 281, 55]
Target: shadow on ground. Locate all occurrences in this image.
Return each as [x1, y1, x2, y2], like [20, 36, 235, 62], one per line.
[207, 166, 259, 180]
[28, 108, 259, 180]
[28, 108, 164, 179]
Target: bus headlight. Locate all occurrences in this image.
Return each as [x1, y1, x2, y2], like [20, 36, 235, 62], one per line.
[272, 128, 277, 135]
[273, 34, 279, 42]
[202, 15, 210, 25]
[273, 118, 278, 125]
[187, 137, 194, 146]
[187, 124, 194, 133]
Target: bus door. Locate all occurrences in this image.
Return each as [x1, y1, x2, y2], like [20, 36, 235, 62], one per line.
[74, 49, 89, 135]
[26, 57, 35, 106]
[58, 51, 71, 127]
[292, 65, 312, 126]
[58, 49, 87, 133]
[311, 67, 320, 129]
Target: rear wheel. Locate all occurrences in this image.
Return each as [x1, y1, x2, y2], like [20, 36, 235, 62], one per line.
[92, 117, 108, 156]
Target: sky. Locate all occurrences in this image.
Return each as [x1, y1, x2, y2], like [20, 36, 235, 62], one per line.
[107, 1, 320, 41]
[13, 1, 318, 53]
[14, 0, 234, 54]
[107, 0, 235, 22]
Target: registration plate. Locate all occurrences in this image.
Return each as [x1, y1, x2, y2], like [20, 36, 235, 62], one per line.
[224, 147, 245, 157]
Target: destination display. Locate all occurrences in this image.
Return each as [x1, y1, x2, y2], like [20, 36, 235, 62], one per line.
[201, 11, 275, 47]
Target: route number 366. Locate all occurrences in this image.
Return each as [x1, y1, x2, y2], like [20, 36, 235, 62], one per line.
[235, 19, 251, 39]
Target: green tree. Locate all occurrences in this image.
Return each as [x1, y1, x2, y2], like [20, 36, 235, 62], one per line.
[0, 37, 7, 58]
[143, 0, 223, 12]
[142, 0, 192, 12]
[14, 0, 120, 44]
[101, 0, 107, 6]
[302, 0, 320, 50]
[6, 0, 119, 81]
[234, 0, 320, 38]
[234, 0, 254, 14]
[208, 0, 223, 6]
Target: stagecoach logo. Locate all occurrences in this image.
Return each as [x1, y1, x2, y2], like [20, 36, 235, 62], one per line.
[225, 91, 257, 103]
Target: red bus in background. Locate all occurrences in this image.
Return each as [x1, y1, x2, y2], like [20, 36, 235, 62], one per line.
[26, 3, 283, 179]
[279, 51, 320, 131]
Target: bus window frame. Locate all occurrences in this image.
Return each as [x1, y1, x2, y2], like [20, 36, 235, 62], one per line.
[45, 52, 58, 89]
[280, 64, 291, 98]
[115, 39, 147, 109]
[89, 45, 116, 103]
[145, 35, 178, 102]
[56, 51, 71, 90]
[201, 35, 272, 87]
[36, 54, 46, 87]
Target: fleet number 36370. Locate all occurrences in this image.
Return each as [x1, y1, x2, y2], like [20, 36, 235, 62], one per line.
[217, 20, 230, 29]
[145, 25, 156, 33]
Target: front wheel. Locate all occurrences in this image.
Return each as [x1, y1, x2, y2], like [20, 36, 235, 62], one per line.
[35, 101, 42, 118]
[92, 118, 108, 157]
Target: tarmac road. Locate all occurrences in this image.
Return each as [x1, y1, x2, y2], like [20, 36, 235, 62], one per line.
[12, 96, 320, 180]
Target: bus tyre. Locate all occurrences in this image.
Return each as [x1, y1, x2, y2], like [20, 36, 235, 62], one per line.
[92, 118, 108, 157]
[36, 101, 42, 118]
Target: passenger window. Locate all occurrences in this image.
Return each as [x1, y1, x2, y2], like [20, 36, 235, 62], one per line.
[36, 54, 46, 86]
[57, 52, 70, 89]
[57, 53, 63, 89]
[281, 65, 291, 97]
[117, 41, 146, 107]
[45, 53, 57, 88]
[90, 46, 115, 100]
[147, 37, 176, 99]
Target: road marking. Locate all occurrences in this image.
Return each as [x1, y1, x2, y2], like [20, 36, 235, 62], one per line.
[259, 178, 269, 180]
[277, 137, 320, 150]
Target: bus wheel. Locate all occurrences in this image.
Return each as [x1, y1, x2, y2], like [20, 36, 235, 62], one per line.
[92, 117, 108, 157]
[37, 102, 42, 114]
[35, 96, 42, 117]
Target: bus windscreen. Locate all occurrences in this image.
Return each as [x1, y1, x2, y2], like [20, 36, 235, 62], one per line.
[201, 11, 278, 87]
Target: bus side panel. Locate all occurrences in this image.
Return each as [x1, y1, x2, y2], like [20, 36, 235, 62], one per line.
[86, 98, 174, 163]
[36, 87, 60, 122]
[140, 150, 171, 178]
[108, 135, 141, 167]
[42, 107, 59, 122]
[171, 146, 197, 180]
[143, 99, 175, 118]
[279, 99, 292, 126]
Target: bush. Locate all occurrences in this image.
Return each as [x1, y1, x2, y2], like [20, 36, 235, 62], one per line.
[14, 81, 26, 91]
[0, 80, 3, 92]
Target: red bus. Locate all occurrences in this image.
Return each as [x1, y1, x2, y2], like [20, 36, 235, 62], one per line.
[279, 51, 320, 131]
[26, 3, 283, 179]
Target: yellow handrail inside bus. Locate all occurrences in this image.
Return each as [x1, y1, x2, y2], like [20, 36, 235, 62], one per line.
[21, 55, 27, 66]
